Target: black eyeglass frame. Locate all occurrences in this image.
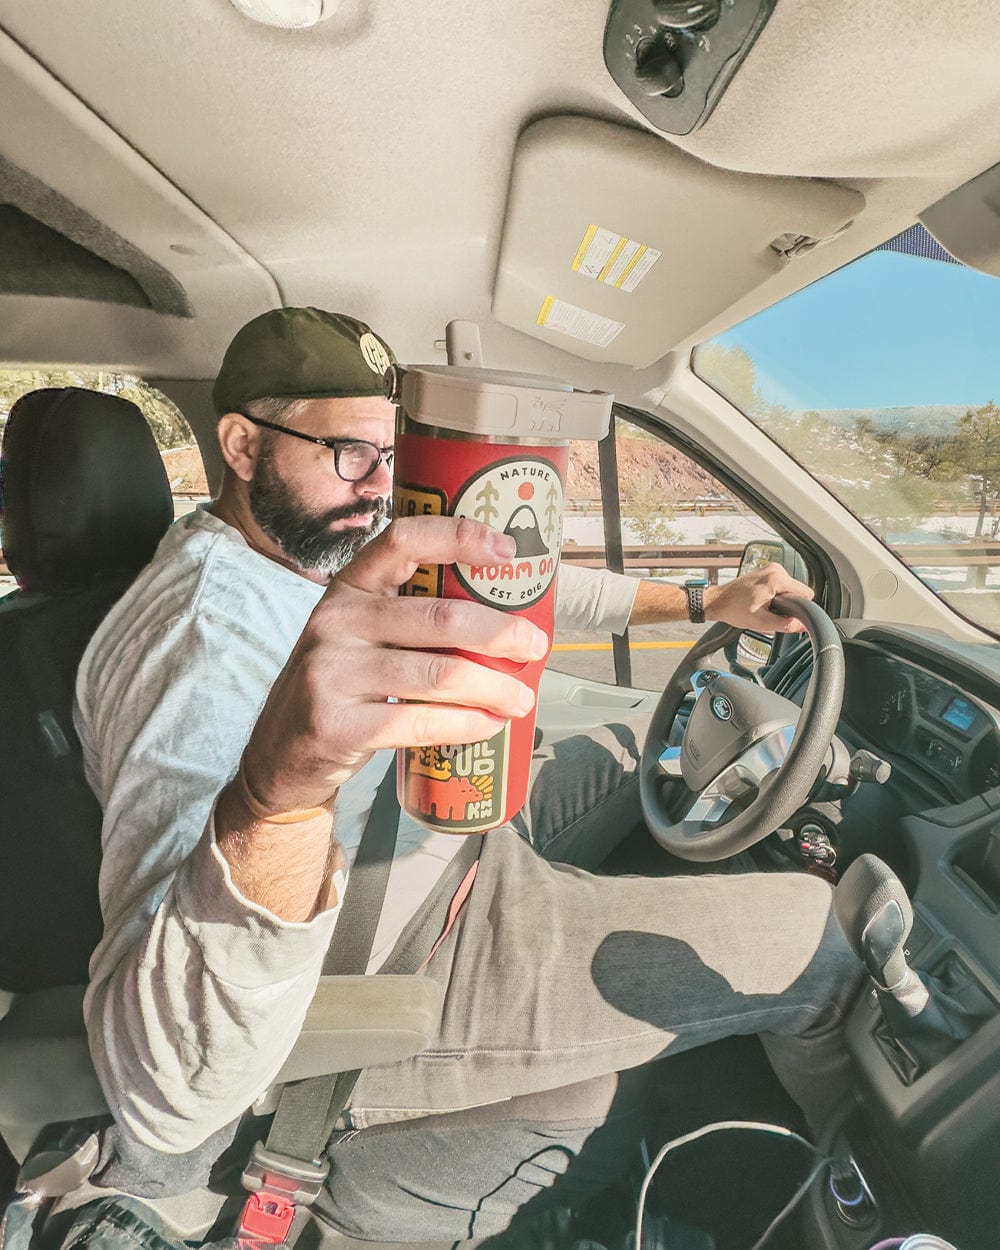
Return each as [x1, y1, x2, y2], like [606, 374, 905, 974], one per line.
[240, 413, 394, 483]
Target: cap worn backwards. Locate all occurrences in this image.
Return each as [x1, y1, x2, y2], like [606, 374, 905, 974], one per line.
[212, 307, 397, 414]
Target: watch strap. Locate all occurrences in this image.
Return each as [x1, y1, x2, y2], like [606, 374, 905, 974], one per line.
[684, 582, 706, 624]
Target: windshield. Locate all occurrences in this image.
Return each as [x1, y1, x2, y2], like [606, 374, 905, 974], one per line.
[693, 225, 1000, 637]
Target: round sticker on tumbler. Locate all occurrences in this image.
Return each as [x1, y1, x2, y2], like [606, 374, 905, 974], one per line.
[453, 457, 564, 609]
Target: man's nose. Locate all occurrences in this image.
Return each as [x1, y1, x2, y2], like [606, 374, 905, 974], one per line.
[357, 456, 393, 496]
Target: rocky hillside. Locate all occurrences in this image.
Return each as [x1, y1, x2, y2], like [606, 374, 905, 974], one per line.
[567, 435, 721, 503]
[161, 446, 209, 494]
[162, 435, 723, 505]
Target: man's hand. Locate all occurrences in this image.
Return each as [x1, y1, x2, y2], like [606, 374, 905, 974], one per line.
[217, 515, 548, 920]
[703, 562, 813, 634]
[241, 514, 549, 816]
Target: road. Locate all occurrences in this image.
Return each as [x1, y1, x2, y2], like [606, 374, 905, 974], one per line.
[548, 622, 701, 691]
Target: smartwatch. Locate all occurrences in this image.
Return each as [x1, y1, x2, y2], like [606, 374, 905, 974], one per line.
[684, 577, 710, 624]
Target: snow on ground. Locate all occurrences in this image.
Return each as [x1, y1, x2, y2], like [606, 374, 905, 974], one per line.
[563, 511, 780, 548]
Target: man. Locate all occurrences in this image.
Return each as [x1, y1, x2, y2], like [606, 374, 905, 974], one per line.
[71, 309, 859, 1243]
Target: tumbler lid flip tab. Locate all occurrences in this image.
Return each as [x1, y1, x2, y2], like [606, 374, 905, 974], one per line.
[386, 363, 613, 443]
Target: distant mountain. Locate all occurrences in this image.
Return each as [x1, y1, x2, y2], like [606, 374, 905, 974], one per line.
[792, 405, 972, 436]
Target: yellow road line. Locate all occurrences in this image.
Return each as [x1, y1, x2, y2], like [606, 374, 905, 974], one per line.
[551, 640, 694, 652]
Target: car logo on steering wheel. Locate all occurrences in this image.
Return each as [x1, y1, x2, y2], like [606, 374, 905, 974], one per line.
[711, 695, 733, 721]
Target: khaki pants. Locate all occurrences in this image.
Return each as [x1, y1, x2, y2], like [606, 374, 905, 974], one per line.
[350, 720, 860, 1133]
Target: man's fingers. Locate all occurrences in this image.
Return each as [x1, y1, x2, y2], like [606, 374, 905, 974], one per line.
[334, 514, 517, 596]
[315, 586, 549, 662]
[758, 562, 813, 601]
[341, 700, 514, 755]
[770, 615, 806, 634]
[329, 646, 536, 720]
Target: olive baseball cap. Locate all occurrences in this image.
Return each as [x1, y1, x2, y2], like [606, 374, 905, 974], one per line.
[212, 307, 396, 413]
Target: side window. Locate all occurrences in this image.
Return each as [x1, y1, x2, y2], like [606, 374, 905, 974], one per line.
[0, 370, 207, 594]
[552, 414, 789, 690]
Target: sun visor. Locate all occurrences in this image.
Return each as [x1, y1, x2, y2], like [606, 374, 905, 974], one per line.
[493, 117, 865, 368]
[919, 160, 1000, 278]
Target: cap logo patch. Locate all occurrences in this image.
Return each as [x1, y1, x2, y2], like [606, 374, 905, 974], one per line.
[359, 332, 392, 375]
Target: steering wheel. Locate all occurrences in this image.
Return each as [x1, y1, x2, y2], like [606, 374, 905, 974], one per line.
[639, 595, 845, 862]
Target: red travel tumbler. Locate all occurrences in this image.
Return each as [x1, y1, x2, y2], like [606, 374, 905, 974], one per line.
[388, 364, 612, 834]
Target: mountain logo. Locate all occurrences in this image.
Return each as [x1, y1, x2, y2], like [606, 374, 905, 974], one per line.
[451, 455, 564, 610]
[504, 504, 548, 557]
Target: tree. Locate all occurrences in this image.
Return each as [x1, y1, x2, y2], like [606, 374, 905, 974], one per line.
[953, 402, 1000, 539]
[622, 483, 685, 546]
[0, 369, 192, 451]
[693, 342, 763, 417]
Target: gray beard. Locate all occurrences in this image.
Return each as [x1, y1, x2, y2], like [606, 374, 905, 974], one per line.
[249, 454, 389, 578]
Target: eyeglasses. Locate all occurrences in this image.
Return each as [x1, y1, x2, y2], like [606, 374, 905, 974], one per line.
[241, 414, 394, 483]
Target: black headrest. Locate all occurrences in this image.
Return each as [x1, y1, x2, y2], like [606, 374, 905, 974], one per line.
[0, 387, 174, 593]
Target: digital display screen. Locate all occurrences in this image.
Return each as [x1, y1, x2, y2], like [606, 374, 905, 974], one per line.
[941, 696, 976, 733]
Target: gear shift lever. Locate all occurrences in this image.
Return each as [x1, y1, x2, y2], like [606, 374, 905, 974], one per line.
[835, 855, 978, 1081]
[836, 854, 923, 998]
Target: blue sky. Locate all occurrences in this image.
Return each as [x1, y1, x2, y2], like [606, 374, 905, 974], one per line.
[713, 250, 1000, 412]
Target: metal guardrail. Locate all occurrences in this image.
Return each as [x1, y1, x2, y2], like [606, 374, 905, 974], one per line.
[5, 541, 1000, 585]
[559, 542, 1000, 583]
[560, 543, 743, 584]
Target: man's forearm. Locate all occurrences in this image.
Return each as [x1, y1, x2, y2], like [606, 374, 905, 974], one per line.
[215, 768, 343, 922]
[625, 563, 810, 634]
[85, 822, 339, 1155]
[626, 579, 690, 626]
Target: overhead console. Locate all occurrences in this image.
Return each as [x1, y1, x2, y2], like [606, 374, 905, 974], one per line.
[492, 116, 864, 367]
[603, 0, 777, 136]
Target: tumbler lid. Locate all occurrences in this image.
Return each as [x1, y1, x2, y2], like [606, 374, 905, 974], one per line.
[387, 364, 612, 442]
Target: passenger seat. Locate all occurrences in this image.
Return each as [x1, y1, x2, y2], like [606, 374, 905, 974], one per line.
[0, 387, 173, 994]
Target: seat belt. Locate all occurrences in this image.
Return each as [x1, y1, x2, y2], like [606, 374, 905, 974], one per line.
[236, 759, 401, 1246]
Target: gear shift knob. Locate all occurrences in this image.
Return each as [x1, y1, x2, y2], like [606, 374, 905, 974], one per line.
[835, 855, 984, 1081]
[835, 854, 913, 990]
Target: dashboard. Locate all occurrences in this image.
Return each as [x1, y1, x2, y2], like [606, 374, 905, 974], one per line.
[769, 623, 1000, 1249]
[840, 640, 1000, 799]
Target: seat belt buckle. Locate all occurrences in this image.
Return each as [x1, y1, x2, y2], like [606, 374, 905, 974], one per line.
[237, 1190, 296, 1244]
[237, 1142, 330, 1244]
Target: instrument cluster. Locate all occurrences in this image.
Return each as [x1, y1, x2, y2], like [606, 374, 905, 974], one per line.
[842, 643, 1000, 798]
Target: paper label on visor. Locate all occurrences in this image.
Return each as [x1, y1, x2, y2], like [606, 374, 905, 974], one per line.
[452, 456, 563, 610]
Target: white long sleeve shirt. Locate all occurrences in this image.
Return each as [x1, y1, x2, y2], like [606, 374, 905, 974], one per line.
[74, 508, 638, 1154]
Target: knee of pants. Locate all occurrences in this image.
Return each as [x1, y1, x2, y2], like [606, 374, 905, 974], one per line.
[319, 1070, 653, 1242]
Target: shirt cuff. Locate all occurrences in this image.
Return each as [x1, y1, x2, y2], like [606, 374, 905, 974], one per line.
[170, 810, 343, 989]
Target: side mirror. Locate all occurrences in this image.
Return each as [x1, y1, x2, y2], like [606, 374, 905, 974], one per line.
[737, 539, 809, 582]
[731, 629, 773, 680]
[727, 540, 810, 680]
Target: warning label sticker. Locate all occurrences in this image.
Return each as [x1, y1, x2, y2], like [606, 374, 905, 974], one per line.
[570, 224, 661, 293]
[452, 456, 563, 609]
[536, 296, 624, 349]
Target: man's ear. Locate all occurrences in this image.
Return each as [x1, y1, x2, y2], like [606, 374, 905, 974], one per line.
[217, 412, 261, 482]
